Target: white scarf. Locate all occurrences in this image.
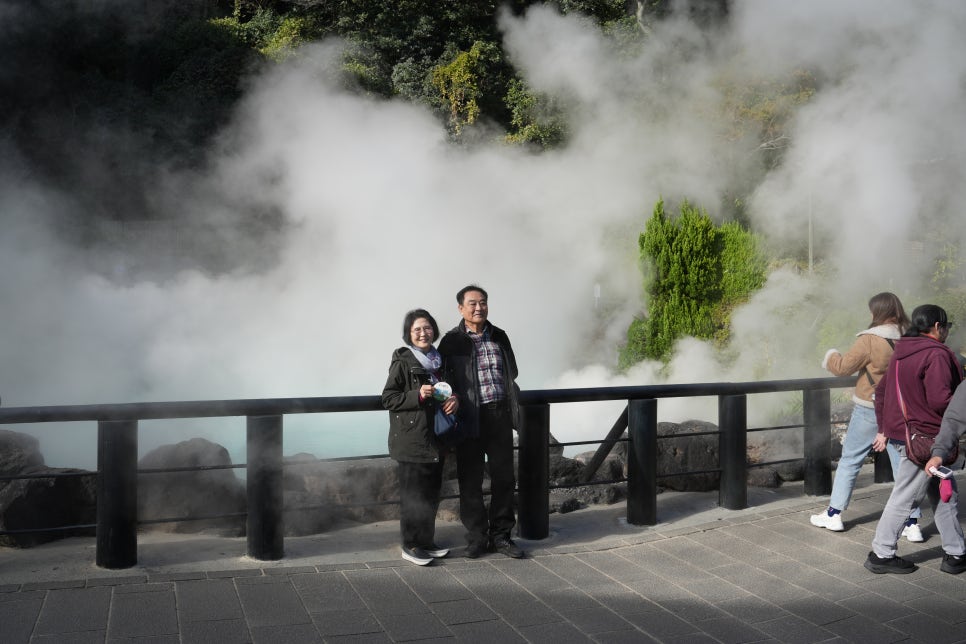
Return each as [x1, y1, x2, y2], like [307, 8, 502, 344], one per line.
[408, 346, 442, 383]
[857, 323, 901, 340]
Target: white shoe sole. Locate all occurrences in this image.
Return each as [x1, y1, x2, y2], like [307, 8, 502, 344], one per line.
[401, 550, 433, 566]
[424, 548, 449, 558]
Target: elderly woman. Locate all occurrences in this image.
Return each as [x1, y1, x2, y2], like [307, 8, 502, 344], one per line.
[381, 308, 458, 566]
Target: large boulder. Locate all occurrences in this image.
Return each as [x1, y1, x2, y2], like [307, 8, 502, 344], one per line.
[283, 455, 401, 532]
[0, 430, 45, 473]
[138, 437, 246, 535]
[611, 420, 720, 492]
[654, 420, 721, 491]
[0, 429, 96, 547]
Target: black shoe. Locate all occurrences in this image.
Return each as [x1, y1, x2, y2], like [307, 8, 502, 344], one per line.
[422, 544, 449, 558]
[940, 553, 966, 575]
[401, 546, 433, 566]
[493, 537, 525, 559]
[465, 542, 487, 559]
[864, 551, 916, 574]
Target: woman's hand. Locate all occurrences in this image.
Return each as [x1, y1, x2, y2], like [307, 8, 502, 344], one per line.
[418, 384, 434, 401]
[871, 432, 887, 452]
[442, 396, 459, 414]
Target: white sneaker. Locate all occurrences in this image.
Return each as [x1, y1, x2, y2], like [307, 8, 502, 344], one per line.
[902, 524, 924, 542]
[810, 511, 844, 531]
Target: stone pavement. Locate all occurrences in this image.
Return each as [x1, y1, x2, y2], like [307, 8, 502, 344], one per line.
[1, 467, 964, 643]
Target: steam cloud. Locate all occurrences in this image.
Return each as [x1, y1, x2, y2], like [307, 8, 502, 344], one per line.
[2, 1, 965, 467]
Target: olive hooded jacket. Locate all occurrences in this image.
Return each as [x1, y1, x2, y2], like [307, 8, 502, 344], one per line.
[381, 347, 444, 463]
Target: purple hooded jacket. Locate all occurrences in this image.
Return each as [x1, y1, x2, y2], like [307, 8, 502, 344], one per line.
[873, 335, 962, 441]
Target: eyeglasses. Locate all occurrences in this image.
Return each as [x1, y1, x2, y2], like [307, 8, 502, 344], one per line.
[941, 322, 954, 330]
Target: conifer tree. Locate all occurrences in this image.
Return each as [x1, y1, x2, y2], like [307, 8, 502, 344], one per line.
[619, 199, 766, 368]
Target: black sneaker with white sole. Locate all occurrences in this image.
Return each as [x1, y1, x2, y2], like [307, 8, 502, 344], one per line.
[864, 551, 916, 574]
[492, 537, 525, 559]
[940, 553, 966, 575]
[401, 546, 433, 566]
[422, 544, 449, 558]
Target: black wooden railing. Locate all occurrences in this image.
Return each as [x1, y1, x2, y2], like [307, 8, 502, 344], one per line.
[0, 376, 859, 569]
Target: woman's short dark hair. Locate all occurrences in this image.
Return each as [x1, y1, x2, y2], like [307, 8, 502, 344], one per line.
[868, 292, 910, 332]
[401, 308, 439, 345]
[904, 304, 948, 337]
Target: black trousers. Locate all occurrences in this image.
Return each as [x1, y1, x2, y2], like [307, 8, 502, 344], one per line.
[397, 460, 443, 549]
[456, 403, 516, 546]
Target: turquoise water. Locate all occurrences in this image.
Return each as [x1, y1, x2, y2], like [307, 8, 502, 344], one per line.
[22, 404, 602, 471]
[24, 411, 392, 472]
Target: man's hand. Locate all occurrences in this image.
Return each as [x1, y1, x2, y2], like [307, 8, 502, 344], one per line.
[442, 396, 459, 414]
[924, 455, 943, 476]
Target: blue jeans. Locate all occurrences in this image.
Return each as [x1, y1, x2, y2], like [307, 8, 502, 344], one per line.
[829, 404, 921, 519]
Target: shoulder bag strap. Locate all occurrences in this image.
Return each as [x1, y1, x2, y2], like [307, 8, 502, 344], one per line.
[894, 362, 909, 423]
[863, 337, 896, 387]
[894, 362, 921, 463]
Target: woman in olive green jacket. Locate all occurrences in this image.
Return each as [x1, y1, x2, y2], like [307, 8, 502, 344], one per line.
[381, 308, 457, 565]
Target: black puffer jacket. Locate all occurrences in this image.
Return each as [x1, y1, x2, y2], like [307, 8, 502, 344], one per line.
[438, 321, 520, 439]
[381, 347, 443, 463]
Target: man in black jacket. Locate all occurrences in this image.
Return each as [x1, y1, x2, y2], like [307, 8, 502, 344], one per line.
[439, 285, 525, 559]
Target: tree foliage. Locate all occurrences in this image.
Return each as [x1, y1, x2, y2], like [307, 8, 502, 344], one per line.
[716, 69, 817, 169]
[619, 200, 767, 368]
[504, 79, 569, 147]
[431, 41, 503, 135]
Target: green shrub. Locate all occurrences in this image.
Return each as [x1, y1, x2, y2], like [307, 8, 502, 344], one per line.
[619, 199, 767, 368]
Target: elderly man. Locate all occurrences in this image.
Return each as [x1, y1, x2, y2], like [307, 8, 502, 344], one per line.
[439, 285, 525, 559]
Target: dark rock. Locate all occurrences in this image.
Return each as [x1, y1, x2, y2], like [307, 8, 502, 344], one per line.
[653, 420, 720, 492]
[773, 461, 805, 482]
[284, 456, 401, 527]
[138, 437, 246, 535]
[612, 420, 721, 492]
[601, 485, 625, 504]
[0, 430, 45, 475]
[0, 430, 96, 547]
[747, 426, 805, 485]
[0, 472, 97, 547]
[549, 454, 584, 486]
[549, 434, 565, 459]
[747, 467, 782, 488]
[556, 497, 583, 514]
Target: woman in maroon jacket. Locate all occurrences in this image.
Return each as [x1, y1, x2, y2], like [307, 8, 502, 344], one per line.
[865, 304, 964, 574]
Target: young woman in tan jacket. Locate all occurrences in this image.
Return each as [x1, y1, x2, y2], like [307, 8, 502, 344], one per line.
[810, 292, 922, 537]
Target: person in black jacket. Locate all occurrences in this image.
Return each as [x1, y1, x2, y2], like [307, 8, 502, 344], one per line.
[438, 285, 525, 559]
[381, 308, 458, 566]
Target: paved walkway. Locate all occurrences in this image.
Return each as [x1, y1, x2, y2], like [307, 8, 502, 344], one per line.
[1, 468, 964, 643]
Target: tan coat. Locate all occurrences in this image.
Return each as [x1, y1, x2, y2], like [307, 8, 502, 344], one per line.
[823, 324, 901, 406]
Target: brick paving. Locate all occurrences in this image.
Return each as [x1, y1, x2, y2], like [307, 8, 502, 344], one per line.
[1, 472, 964, 643]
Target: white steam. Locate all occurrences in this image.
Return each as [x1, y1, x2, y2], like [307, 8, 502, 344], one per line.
[3, 2, 966, 466]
